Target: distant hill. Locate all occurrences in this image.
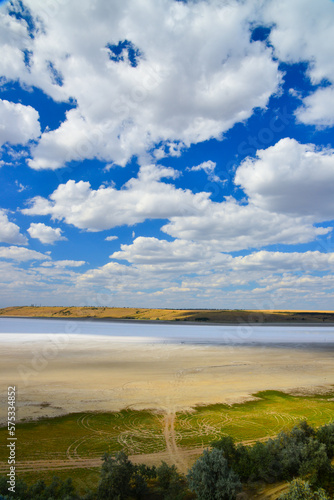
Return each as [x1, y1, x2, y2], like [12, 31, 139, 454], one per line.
[1, 306, 334, 323]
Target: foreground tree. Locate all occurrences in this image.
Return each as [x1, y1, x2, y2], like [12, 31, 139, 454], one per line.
[317, 423, 334, 459]
[187, 448, 242, 500]
[155, 462, 188, 499]
[97, 451, 135, 500]
[278, 479, 332, 499]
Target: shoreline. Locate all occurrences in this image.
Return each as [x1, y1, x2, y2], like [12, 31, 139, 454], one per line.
[1, 314, 334, 327]
[1, 385, 334, 428]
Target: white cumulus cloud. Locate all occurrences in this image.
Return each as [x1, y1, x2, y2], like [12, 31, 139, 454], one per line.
[27, 223, 67, 244]
[111, 237, 223, 266]
[0, 210, 27, 245]
[0, 99, 40, 148]
[22, 164, 209, 231]
[22, 157, 332, 251]
[0, 245, 50, 261]
[187, 160, 223, 183]
[0, 0, 280, 169]
[235, 138, 334, 219]
[295, 86, 334, 127]
[40, 260, 86, 268]
[264, 0, 334, 127]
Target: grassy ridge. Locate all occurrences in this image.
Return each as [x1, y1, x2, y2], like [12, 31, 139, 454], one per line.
[1, 306, 334, 323]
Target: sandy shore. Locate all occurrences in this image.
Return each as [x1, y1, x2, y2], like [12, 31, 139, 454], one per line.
[1, 332, 334, 424]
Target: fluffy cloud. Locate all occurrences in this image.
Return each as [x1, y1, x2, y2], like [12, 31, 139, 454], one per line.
[233, 250, 334, 272]
[0, 241, 332, 309]
[187, 160, 222, 183]
[265, 0, 334, 81]
[0, 0, 280, 169]
[161, 200, 329, 251]
[0, 4, 31, 84]
[22, 164, 209, 231]
[235, 138, 334, 219]
[111, 238, 334, 274]
[163, 138, 334, 247]
[27, 222, 67, 244]
[264, 0, 334, 126]
[0, 210, 27, 245]
[77, 261, 136, 294]
[1, 0, 333, 169]
[295, 86, 334, 127]
[0, 99, 40, 148]
[74, 244, 334, 310]
[0, 245, 50, 261]
[111, 237, 227, 269]
[105, 236, 118, 242]
[40, 260, 86, 267]
[22, 158, 330, 251]
[0, 258, 88, 307]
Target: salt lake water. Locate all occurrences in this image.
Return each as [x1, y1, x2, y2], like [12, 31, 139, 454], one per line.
[0, 317, 334, 346]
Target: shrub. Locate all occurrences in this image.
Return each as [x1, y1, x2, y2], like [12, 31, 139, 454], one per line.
[317, 423, 334, 459]
[278, 479, 332, 499]
[187, 448, 242, 500]
[97, 451, 135, 500]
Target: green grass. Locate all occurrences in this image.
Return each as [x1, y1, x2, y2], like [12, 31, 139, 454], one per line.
[0, 409, 165, 463]
[175, 391, 334, 447]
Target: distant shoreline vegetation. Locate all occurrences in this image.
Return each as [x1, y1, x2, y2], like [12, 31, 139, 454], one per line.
[1, 306, 334, 324]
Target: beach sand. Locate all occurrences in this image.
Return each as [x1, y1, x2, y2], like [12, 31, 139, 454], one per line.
[1, 334, 334, 423]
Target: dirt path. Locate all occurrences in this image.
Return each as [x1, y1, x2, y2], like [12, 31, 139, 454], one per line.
[163, 411, 190, 474]
[0, 458, 103, 473]
[239, 435, 276, 446]
[0, 448, 204, 474]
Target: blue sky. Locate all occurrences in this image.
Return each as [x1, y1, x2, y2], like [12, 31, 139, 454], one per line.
[0, 0, 334, 310]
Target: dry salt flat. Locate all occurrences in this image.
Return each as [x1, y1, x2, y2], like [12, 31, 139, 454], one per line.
[0, 318, 334, 423]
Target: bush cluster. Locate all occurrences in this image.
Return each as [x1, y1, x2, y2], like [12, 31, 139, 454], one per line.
[210, 421, 334, 499]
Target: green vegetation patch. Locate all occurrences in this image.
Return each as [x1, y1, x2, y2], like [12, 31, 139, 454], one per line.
[0, 409, 165, 463]
[16, 468, 101, 497]
[175, 391, 334, 448]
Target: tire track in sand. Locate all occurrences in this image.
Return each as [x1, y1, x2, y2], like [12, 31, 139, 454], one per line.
[163, 411, 189, 474]
[0, 448, 204, 474]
